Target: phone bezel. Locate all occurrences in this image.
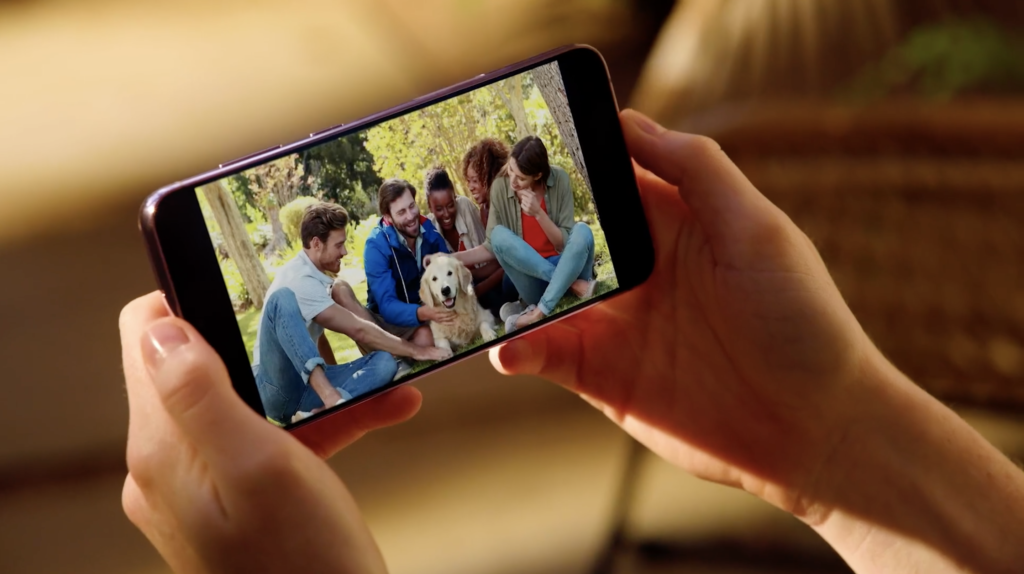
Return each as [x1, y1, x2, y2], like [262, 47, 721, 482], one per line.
[140, 44, 655, 429]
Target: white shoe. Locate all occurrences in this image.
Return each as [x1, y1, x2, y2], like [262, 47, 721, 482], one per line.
[499, 300, 526, 322]
[291, 410, 314, 424]
[393, 359, 413, 381]
[504, 304, 537, 334]
[573, 279, 597, 299]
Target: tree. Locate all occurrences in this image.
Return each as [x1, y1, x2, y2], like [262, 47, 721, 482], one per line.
[364, 89, 517, 210]
[238, 155, 306, 258]
[199, 181, 270, 309]
[298, 132, 382, 222]
[532, 63, 593, 194]
[496, 75, 534, 141]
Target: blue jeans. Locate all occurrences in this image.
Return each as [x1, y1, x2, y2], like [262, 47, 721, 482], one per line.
[491, 222, 595, 316]
[254, 288, 398, 423]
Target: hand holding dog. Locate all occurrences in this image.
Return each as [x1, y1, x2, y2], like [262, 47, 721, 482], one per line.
[120, 292, 420, 574]
[417, 304, 457, 325]
[491, 110, 1024, 572]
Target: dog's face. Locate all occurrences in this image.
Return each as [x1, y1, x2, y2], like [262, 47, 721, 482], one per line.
[419, 254, 473, 310]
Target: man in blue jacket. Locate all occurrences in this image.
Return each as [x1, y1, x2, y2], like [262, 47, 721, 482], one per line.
[339, 178, 456, 353]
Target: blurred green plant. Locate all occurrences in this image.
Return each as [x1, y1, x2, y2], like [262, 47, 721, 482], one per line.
[279, 196, 320, 244]
[847, 18, 1024, 101]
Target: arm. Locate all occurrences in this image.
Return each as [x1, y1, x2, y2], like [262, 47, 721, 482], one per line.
[443, 244, 495, 267]
[490, 109, 1024, 574]
[317, 333, 337, 365]
[315, 304, 444, 361]
[473, 265, 504, 296]
[810, 359, 1024, 573]
[533, 206, 565, 253]
[363, 239, 421, 328]
[548, 168, 575, 252]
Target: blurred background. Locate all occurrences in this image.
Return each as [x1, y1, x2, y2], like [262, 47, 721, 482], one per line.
[1, 0, 1022, 572]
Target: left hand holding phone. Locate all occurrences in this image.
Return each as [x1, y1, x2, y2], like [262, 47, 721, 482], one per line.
[120, 291, 419, 574]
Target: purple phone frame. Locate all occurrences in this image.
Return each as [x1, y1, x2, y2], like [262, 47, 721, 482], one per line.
[139, 44, 652, 433]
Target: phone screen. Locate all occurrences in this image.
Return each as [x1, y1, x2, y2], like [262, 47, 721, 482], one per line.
[192, 60, 620, 426]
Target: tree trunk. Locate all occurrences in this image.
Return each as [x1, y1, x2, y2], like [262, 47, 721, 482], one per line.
[199, 182, 270, 309]
[498, 76, 533, 141]
[264, 200, 290, 259]
[533, 63, 592, 193]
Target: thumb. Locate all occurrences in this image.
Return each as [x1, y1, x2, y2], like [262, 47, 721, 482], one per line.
[620, 108, 781, 263]
[141, 318, 269, 464]
[489, 322, 583, 390]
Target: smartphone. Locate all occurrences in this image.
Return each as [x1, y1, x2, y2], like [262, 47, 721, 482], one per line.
[140, 44, 654, 432]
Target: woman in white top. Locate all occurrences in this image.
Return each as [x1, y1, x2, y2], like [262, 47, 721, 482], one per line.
[424, 165, 515, 315]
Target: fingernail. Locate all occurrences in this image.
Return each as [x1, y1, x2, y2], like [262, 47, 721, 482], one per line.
[142, 321, 189, 374]
[627, 109, 663, 136]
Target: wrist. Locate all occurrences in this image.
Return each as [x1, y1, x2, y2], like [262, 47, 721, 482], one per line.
[804, 350, 1024, 572]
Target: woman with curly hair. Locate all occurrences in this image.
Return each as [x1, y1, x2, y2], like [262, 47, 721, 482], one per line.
[462, 138, 509, 228]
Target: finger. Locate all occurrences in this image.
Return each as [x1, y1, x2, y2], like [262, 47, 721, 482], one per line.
[620, 108, 781, 263]
[140, 316, 275, 470]
[489, 322, 584, 390]
[121, 293, 183, 485]
[122, 474, 204, 574]
[291, 386, 423, 459]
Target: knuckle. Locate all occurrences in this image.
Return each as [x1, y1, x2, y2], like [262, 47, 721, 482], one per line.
[125, 441, 160, 489]
[684, 134, 724, 159]
[156, 347, 218, 417]
[121, 478, 148, 528]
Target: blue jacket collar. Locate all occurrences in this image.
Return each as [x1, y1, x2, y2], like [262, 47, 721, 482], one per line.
[377, 216, 439, 250]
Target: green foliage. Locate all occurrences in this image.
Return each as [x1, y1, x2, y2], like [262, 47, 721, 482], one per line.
[364, 74, 595, 221]
[847, 18, 1024, 100]
[298, 131, 382, 222]
[344, 218, 377, 270]
[524, 82, 594, 220]
[219, 255, 250, 312]
[279, 196, 320, 244]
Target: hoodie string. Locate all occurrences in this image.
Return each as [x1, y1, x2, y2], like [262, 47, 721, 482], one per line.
[389, 243, 410, 302]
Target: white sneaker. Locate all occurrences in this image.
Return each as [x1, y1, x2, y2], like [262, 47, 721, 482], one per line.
[393, 359, 413, 381]
[573, 279, 597, 299]
[499, 300, 526, 322]
[291, 410, 314, 424]
[504, 304, 537, 334]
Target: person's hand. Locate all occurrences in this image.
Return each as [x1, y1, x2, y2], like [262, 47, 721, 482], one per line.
[417, 305, 457, 325]
[120, 292, 422, 574]
[410, 344, 454, 362]
[491, 109, 878, 519]
[516, 188, 544, 218]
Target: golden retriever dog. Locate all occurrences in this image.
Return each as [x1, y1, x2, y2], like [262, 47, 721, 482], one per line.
[419, 253, 497, 351]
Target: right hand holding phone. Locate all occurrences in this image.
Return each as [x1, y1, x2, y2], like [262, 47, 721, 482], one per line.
[491, 109, 880, 521]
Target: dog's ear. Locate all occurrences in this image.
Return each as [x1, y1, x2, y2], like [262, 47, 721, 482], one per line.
[419, 270, 435, 308]
[458, 261, 474, 297]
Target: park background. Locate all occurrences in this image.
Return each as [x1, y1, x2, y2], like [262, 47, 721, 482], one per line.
[196, 62, 618, 365]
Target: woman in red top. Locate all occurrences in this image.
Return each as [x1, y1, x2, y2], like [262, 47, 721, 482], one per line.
[488, 136, 597, 332]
